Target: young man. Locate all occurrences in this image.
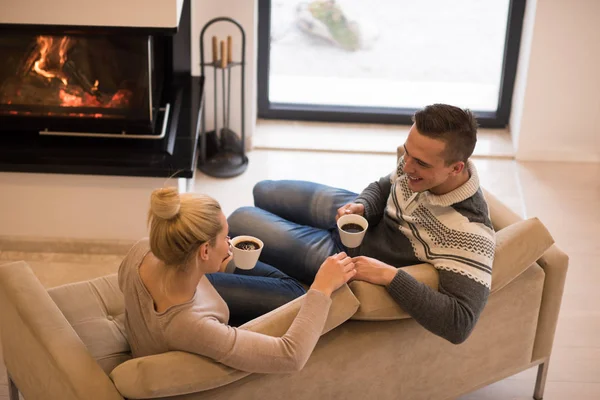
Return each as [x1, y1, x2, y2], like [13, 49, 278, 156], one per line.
[228, 104, 495, 344]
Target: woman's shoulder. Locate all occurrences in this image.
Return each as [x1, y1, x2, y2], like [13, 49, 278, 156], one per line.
[118, 238, 151, 288]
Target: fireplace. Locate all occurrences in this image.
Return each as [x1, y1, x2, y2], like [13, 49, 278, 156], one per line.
[0, 33, 167, 134]
[0, 0, 203, 178]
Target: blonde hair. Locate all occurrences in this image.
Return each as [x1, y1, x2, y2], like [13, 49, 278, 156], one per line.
[148, 187, 223, 272]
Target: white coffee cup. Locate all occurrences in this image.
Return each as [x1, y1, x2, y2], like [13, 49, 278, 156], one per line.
[337, 214, 368, 248]
[230, 235, 264, 270]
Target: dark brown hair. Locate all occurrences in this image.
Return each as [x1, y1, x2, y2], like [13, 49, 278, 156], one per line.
[412, 104, 478, 165]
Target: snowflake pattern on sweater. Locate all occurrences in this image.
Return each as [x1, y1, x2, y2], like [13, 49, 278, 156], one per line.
[386, 157, 495, 287]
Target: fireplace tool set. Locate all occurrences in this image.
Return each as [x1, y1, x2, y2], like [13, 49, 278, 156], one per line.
[197, 17, 248, 178]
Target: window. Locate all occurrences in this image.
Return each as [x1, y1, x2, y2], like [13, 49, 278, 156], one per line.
[258, 0, 526, 127]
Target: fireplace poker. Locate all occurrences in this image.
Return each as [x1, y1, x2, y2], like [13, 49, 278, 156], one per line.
[220, 39, 227, 147]
[226, 35, 232, 136]
[213, 43, 218, 146]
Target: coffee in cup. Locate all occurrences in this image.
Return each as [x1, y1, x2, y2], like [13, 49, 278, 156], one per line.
[234, 240, 261, 251]
[230, 235, 264, 270]
[340, 223, 365, 234]
[337, 214, 368, 248]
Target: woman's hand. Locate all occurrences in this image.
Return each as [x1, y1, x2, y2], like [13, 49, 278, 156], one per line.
[310, 252, 356, 297]
[219, 250, 233, 273]
[336, 202, 365, 221]
[351, 256, 397, 286]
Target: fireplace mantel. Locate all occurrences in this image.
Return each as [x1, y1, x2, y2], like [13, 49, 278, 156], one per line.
[0, 0, 184, 31]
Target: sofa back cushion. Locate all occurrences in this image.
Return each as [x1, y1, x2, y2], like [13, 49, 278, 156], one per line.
[350, 217, 554, 321]
[48, 273, 131, 374]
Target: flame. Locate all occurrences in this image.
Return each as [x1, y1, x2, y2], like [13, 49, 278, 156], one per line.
[58, 36, 69, 65]
[32, 36, 70, 86]
[3, 35, 133, 118]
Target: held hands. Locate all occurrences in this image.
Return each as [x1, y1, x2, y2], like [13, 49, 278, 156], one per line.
[336, 202, 365, 221]
[310, 252, 356, 297]
[351, 256, 397, 286]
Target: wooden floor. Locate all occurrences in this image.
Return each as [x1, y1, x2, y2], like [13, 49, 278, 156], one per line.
[1, 149, 598, 399]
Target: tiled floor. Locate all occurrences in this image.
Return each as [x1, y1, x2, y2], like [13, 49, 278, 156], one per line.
[1, 150, 599, 399]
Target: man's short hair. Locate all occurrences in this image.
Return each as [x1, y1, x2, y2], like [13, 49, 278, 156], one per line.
[412, 104, 478, 165]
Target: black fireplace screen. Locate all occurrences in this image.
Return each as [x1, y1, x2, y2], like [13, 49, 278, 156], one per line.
[0, 33, 163, 133]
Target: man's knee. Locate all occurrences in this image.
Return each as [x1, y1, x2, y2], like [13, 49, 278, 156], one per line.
[227, 206, 257, 228]
[252, 180, 274, 207]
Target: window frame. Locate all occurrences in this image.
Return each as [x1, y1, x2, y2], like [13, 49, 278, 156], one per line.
[257, 0, 527, 128]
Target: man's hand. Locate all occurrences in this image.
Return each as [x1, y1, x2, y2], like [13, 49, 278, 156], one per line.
[351, 256, 397, 286]
[336, 202, 365, 221]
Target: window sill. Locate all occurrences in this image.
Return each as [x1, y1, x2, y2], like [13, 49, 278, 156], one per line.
[254, 119, 514, 159]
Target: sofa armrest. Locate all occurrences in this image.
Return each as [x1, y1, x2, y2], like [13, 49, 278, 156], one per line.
[490, 217, 555, 294]
[350, 263, 438, 321]
[0, 261, 123, 400]
[110, 284, 360, 399]
[532, 244, 569, 361]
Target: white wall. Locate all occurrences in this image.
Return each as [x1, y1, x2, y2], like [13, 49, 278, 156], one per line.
[191, 0, 257, 149]
[511, 0, 600, 162]
[509, 0, 537, 152]
[0, 173, 173, 241]
[0, 0, 183, 28]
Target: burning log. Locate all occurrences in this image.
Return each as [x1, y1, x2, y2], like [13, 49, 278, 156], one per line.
[63, 60, 111, 104]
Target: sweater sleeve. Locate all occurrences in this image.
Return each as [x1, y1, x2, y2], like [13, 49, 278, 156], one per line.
[386, 269, 489, 344]
[354, 174, 392, 225]
[165, 290, 332, 373]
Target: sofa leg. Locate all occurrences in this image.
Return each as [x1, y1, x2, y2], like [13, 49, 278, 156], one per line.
[533, 362, 549, 400]
[7, 372, 19, 400]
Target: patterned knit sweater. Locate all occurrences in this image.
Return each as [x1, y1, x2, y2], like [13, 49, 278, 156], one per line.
[355, 156, 496, 344]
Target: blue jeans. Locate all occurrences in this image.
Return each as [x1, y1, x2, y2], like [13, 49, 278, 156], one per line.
[228, 180, 359, 285]
[206, 260, 306, 327]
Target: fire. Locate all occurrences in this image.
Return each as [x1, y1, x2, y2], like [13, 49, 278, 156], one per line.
[29, 35, 131, 112]
[58, 89, 84, 107]
[32, 36, 70, 86]
[58, 88, 132, 109]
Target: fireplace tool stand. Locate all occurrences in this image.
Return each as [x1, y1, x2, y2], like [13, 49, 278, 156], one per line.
[197, 17, 248, 178]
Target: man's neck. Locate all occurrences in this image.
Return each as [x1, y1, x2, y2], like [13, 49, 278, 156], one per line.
[429, 168, 471, 196]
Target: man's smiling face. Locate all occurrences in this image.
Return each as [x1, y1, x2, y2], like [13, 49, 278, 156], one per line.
[402, 124, 465, 195]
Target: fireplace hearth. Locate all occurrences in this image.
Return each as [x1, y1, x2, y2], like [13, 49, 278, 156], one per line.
[0, 0, 203, 178]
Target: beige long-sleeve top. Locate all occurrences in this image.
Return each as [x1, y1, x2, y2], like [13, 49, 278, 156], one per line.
[118, 239, 332, 373]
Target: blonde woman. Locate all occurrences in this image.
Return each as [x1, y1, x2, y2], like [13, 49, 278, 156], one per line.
[118, 187, 356, 373]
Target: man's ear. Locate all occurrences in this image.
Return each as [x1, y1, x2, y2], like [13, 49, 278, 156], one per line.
[450, 161, 465, 176]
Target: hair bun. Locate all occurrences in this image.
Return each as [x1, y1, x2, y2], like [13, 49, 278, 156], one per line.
[150, 187, 181, 220]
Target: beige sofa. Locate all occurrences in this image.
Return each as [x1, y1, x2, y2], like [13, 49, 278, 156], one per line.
[0, 177, 568, 400]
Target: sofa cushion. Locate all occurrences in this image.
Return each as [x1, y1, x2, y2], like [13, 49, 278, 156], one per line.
[110, 284, 360, 399]
[349, 217, 554, 321]
[48, 274, 132, 374]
